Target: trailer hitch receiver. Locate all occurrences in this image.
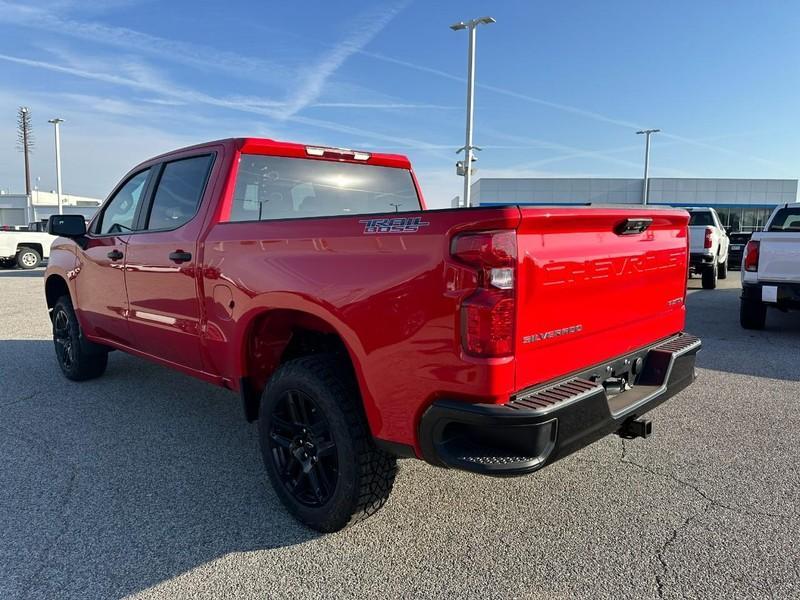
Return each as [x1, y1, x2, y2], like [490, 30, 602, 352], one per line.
[617, 416, 652, 439]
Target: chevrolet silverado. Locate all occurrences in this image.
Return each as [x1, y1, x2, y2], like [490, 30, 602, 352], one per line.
[0, 222, 57, 268]
[741, 203, 800, 329]
[44, 138, 700, 531]
[687, 207, 729, 289]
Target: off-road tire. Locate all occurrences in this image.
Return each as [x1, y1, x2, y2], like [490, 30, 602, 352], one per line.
[16, 246, 41, 269]
[718, 256, 728, 279]
[740, 298, 767, 330]
[701, 261, 717, 289]
[52, 295, 108, 380]
[258, 354, 397, 532]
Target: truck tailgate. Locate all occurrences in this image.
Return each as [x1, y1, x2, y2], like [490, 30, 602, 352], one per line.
[514, 207, 689, 391]
[756, 234, 800, 282]
[687, 226, 707, 253]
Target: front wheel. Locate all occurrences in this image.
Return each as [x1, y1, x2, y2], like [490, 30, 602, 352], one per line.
[258, 355, 397, 532]
[52, 295, 109, 380]
[16, 246, 41, 269]
[718, 256, 728, 279]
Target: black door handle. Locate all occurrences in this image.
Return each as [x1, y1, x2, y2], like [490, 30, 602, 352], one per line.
[169, 251, 192, 263]
[107, 250, 123, 261]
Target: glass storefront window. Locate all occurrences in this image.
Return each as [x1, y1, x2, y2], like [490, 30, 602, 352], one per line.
[728, 210, 741, 231]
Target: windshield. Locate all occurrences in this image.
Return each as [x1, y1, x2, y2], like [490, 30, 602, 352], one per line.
[688, 211, 714, 226]
[228, 155, 421, 222]
[767, 207, 800, 231]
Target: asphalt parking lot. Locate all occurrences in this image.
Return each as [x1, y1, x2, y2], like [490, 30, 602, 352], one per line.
[1, 269, 798, 600]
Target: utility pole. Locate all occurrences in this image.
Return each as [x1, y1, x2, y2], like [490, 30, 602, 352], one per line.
[33, 176, 40, 223]
[17, 107, 34, 197]
[451, 16, 495, 208]
[636, 128, 660, 205]
[48, 118, 65, 215]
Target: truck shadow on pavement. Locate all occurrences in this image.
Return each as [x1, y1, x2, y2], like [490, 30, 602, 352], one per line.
[685, 282, 800, 382]
[0, 339, 318, 600]
[0, 268, 45, 278]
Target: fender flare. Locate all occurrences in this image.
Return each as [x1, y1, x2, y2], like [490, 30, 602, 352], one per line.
[235, 292, 377, 425]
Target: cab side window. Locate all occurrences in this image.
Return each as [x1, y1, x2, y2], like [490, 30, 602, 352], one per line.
[145, 155, 213, 231]
[95, 169, 151, 235]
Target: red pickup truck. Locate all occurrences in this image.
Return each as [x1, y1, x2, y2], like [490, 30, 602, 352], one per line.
[44, 138, 700, 531]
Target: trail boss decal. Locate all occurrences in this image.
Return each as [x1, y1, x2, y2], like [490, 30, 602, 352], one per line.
[359, 217, 430, 234]
[522, 324, 583, 344]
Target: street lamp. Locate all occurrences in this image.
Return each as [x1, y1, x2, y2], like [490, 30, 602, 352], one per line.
[48, 118, 65, 215]
[451, 16, 495, 208]
[636, 128, 660, 205]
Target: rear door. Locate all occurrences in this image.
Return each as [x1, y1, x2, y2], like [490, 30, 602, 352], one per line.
[514, 208, 689, 390]
[123, 152, 216, 371]
[712, 209, 729, 259]
[75, 167, 153, 346]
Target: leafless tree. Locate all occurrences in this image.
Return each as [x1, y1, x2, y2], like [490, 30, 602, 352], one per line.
[17, 106, 34, 196]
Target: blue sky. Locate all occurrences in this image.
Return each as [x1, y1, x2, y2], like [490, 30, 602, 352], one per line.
[1, 0, 799, 207]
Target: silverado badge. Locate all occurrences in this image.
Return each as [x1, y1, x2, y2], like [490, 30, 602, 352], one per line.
[522, 324, 583, 344]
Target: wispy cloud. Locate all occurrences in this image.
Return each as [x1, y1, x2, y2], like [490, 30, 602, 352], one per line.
[276, 0, 411, 119]
[483, 129, 687, 175]
[0, 0, 289, 83]
[0, 51, 454, 163]
[0, 0, 447, 120]
[220, 97, 457, 111]
[313, 102, 456, 110]
[361, 50, 785, 169]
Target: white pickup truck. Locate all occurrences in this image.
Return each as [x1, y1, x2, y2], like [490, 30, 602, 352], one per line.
[687, 207, 730, 289]
[0, 222, 57, 269]
[740, 204, 800, 329]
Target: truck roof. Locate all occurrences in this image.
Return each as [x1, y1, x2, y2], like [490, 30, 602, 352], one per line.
[144, 137, 412, 170]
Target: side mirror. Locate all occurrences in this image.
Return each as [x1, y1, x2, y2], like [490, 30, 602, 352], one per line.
[48, 214, 87, 238]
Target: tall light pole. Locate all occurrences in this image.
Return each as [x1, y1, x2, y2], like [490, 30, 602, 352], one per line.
[48, 118, 64, 215]
[451, 16, 495, 208]
[636, 128, 660, 205]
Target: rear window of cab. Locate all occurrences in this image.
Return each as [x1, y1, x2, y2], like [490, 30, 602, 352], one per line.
[768, 207, 800, 232]
[226, 154, 421, 222]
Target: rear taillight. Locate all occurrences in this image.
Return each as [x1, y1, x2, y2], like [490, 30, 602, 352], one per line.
[744, 240, 760, 272]
[704, 227, 713, 249]
[451, 230, 516, 357]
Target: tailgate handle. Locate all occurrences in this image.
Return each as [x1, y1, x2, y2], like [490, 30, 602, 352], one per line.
[616, 218, 652, 235]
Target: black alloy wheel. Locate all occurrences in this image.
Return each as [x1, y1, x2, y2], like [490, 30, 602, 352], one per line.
[268, 389, 338, 507]
[51, 295, 108, 381]
[53, 306, 76, 371]
[258, 355, 397, 532]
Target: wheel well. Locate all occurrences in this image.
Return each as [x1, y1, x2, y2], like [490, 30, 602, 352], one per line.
[18, 243, 43, 256]
[241, 310, 355, 422]
[45, 275, 69, 313]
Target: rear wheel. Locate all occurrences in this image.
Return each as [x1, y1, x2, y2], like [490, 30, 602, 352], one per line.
[701, 261, 717, 289]
[740, 298, 767, 330]
[52, 295, 109, 380]
[718, 255, 728, 279]
[258, 355, 397, 532]
[16, 246, 41, 269]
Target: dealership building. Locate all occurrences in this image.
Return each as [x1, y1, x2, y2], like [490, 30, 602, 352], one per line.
[0, 190, 102, 228]
[471, 177, 799, 231]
